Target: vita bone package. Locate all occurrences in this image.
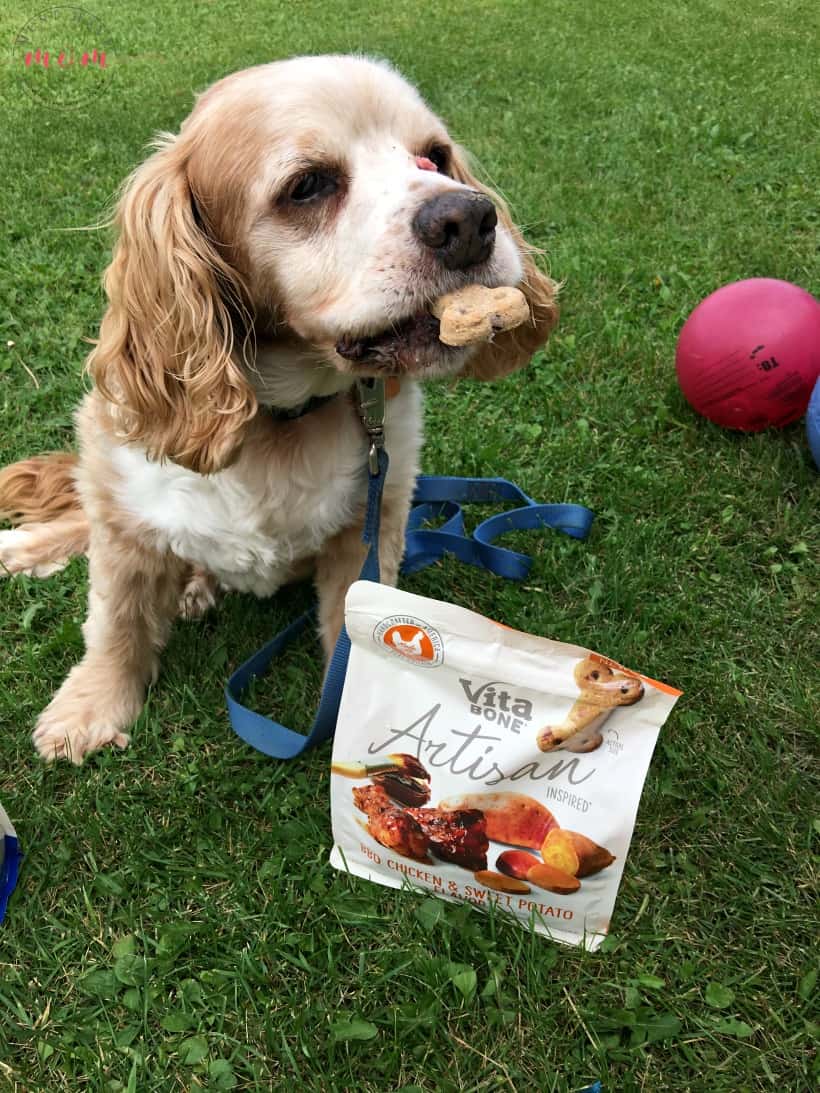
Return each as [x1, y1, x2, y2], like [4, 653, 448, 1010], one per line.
[330, 582, 681, 950]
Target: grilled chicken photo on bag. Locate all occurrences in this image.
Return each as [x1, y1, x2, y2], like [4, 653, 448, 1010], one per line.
[352, 785, 488, 870]
[405, 807, 488, 871]
[352, 785, 429, 861]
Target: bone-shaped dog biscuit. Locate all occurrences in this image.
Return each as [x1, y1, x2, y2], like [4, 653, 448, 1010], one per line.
[432, 285, 529, 347]
[536, 656, 645, 754]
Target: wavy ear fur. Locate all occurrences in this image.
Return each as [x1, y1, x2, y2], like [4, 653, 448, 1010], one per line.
[450, 146, 559, 381]
[88, 134, 257, 474]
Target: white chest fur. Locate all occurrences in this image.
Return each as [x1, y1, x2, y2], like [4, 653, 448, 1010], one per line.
[109, 383, 422, 596]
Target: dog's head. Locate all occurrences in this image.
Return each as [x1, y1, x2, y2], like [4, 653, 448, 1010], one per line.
[90, 55, 557, 473]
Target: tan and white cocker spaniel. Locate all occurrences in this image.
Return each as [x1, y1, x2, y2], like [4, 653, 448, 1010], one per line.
[0, 55, 557, 764]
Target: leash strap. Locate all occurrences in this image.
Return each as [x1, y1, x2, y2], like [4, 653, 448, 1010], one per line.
[226, 457, 594, 759]
[225, 446, 389, 759]
[406, 475, 592, 579]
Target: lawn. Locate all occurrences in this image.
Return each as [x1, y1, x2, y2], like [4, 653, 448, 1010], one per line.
[0, 1, 818, 1089]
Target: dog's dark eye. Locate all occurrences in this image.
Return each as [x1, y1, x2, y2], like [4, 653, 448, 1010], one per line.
[426, 144, 451, 175]
[591, 670, 600, 680]
[288, 171, 339, 203]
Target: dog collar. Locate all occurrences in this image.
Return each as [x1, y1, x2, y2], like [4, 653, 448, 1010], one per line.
[266, 378, 402, 424]
[264, 378, 401, 425]
[265, 392, 340, 422]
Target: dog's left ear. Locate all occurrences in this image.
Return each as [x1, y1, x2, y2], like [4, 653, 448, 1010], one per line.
[449, 146, 559, 380]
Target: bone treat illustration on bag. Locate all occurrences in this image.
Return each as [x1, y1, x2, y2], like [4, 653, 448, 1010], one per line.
[330, 583, 681, 950]
[536, 654, 646, 754]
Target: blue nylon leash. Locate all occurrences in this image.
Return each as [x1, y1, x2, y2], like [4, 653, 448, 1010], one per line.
[225, 472, 594, 759]
[226, 381, 594, 760]
[405, 475, 593, 578]
[226, 446, 390, 759]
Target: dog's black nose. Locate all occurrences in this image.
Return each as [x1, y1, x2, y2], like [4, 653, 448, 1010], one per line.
[412, 191, 497, 270]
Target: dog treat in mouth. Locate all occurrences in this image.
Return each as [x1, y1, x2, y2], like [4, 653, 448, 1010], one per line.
[432, 284, 529, 347]
[334, 284, 529, 367]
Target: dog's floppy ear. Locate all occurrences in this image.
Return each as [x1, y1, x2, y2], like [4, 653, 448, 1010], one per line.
[88, 134, 257, 474]
[449, 146, 558, 381]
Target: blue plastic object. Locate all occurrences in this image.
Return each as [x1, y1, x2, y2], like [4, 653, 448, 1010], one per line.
[806, 376, 820, 470]
[0, 804, 19, 924]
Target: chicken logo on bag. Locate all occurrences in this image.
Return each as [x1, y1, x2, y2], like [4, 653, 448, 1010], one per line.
[373, 616, 444, 667]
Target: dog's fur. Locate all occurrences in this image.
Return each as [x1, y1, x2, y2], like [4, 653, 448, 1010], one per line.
[0, 55, 557, 764]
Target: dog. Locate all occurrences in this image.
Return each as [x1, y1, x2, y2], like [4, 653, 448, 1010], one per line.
[0, 54, 557, 764]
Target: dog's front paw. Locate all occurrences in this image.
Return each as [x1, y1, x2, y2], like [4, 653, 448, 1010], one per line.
[0, 528, 70, 578]
[32, 666, 142, 764]
[178, 567, 218, 620]
[32, 713, 131, 765]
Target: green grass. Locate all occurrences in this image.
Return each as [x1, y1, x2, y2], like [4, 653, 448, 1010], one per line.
[1, 0, 818, 1089]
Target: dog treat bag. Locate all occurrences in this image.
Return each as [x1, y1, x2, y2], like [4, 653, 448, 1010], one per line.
[330, 582, 681, 950]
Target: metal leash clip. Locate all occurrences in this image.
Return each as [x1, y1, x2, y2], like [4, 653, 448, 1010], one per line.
[355, 377, 386, 476]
